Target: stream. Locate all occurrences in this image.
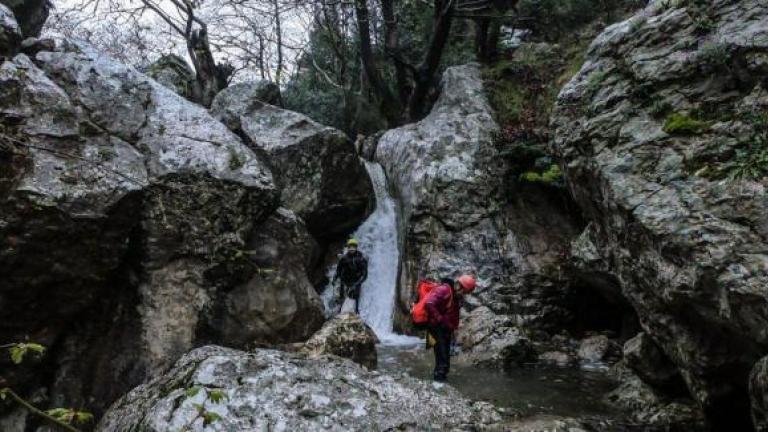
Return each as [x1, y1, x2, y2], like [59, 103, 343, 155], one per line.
[323, 160, 620, 421]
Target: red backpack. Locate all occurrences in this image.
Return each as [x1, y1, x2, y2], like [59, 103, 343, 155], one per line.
[411, 280, 440, 325]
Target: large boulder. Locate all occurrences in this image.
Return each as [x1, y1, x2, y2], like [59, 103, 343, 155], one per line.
[210, 80, 282, 109]
[605, 365, 705, 430]
[0, 0, 49, 38]
[576, 334, 620, 365]
[211, 87, 372, 240]
[456, 306, 535, 369]
[212, 208, 325, 347]
[0, 41, 279, 417]
[145, 54, 196, 102]
[301, 313, 378, 369]
[551, 0, 768, 428]
[96, 345, 507, 431]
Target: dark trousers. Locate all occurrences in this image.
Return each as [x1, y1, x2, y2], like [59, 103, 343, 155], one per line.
[429, 325, 452, 381]
[342, 283, 361, 313]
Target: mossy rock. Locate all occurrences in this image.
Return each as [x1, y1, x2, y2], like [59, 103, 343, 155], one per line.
[663, 113, 712, 135]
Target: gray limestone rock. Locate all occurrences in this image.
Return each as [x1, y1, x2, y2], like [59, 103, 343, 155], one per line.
[551, 0, 768, 427]
[0, 3, 20, 56]
[211, 87, 372, 240]
[302, 312, 378, 369]
[96, 345, 509, 432]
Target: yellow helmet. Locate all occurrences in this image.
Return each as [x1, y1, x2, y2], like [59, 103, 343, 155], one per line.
[347, 238, 359, 247]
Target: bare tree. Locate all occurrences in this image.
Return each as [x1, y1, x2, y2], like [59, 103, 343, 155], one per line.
[47, 0, 311, 102]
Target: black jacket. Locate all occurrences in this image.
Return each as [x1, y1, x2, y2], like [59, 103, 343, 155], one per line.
[334, 251, 368, 286]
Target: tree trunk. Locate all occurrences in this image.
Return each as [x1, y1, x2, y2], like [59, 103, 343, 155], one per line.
[474, 18, 490, 62]
[273, 0, 284, 84]
[189, 28, 220, 108]
[381, 0, 410, 107]
[354, 0, 402, 126]
[407, 0, 453, 121]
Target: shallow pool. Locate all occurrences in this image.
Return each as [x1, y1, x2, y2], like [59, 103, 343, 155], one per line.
[378, 343, 618, 419]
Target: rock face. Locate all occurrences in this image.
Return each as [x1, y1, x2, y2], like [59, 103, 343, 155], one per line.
[302, 313, 378, 369]
[211, 208, 325, 347]
[456, 306, 535, 369]
[605, 364, 705, 430]
[0, 39, 342, 422]
[551, 0, 768, 428]
[376, 64, 505, 313]
[375, 63, 586, 366]
[97, 345, 507, 432]
[0, 0, 49, 38]
[750, 356, 768, 431]
[211, 80, 282, 109]
[145, 54, 196, 101]
[211, 89, 372, 240]
[623, 332, 685, 393]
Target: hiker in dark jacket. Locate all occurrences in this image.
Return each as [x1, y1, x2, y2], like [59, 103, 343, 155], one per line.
[332, 239, 368, 313]
[425, 274, 476, 381]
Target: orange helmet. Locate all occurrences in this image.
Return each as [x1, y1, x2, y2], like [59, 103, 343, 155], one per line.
[457, 275, 476, 293]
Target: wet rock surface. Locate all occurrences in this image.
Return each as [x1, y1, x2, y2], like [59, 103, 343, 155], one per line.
[97, 345, 508, 432]
[302, 313, 378, 369]
[211, 88, 372, 240]
[552, 0, 768, 428]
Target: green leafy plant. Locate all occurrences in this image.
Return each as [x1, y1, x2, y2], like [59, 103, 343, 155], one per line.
[228, 148, 245, 170]
[663, 113, 712, 135]
[1, 343, 93, 432]
[178, 385, 229, 431]
[45, 408, 95, 426]
[5, 342, 46, 364]
[520, 164, 563, 184]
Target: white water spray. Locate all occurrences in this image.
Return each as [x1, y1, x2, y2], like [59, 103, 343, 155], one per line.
[322, 161, 420, 346]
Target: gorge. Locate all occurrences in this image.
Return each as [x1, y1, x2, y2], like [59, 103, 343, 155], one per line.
[1, 0, 767, 431]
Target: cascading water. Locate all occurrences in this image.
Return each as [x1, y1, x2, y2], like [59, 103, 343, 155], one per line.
[322, 161, 420, 345]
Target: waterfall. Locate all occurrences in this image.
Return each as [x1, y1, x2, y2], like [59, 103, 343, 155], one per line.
[322, 161, 420, 345]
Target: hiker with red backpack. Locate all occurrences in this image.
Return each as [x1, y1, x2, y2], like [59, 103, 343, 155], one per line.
[411, 275, 477, 381]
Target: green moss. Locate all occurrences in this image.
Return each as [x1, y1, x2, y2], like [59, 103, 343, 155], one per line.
[663, 113, 712, 135]
[228, 148, 245, 170]
[521, 164, 563, 184]
[586, 70, 608, 94]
